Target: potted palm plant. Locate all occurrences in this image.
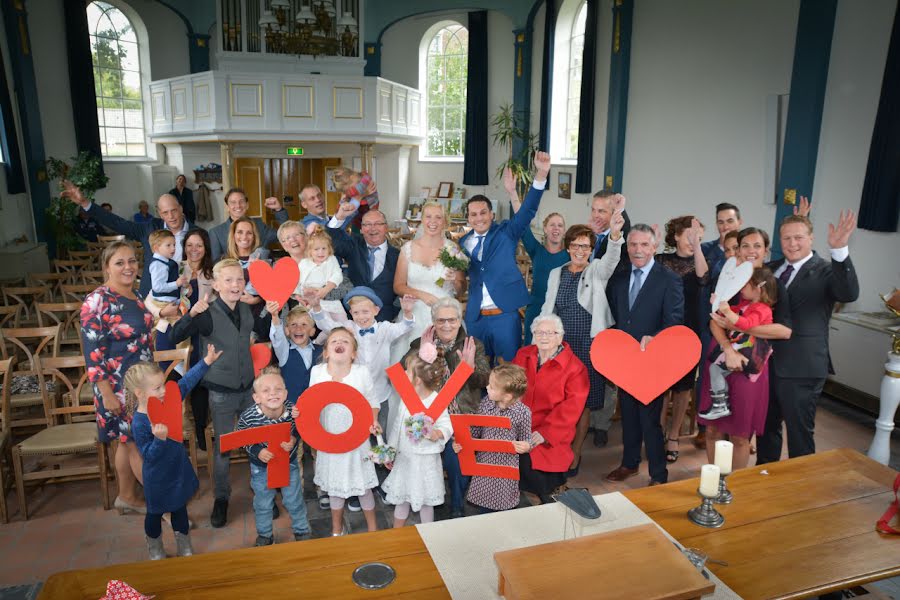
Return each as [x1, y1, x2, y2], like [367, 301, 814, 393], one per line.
[490, 103, 539, 198]
[44, 152, 108, 257]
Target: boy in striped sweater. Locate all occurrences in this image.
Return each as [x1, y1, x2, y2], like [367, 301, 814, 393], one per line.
[237, 367, 311, 546]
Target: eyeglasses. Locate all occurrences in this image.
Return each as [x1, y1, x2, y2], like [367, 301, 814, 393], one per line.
[281, 232, 306, 241]
[435, 317, 459, 325]
[533, 330, 562, 337]
[569, 243, 592, 252]
[362, 222, 387, 228]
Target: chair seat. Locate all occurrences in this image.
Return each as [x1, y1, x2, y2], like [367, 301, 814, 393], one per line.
[17, 423, 98, 456]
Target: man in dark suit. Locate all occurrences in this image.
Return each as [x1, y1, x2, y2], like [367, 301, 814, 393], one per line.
[605, 224, 684, 485]
[208, 188, 289, 260]
[61, 183, 203, 299]
[756, 212, 859, 463]
[169, 174, 196, 223]
[700, 202, 744, 282]
[591, 190, 632, 267]
[325, 208, 399, 322]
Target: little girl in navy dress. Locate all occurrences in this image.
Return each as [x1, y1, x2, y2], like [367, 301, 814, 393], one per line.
[453, 364, 532, 513]
[127, 344, 222, 560]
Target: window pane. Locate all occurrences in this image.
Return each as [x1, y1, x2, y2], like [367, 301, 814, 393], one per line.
[93, 67, 102, 96]
[96, 107, 104, 127]
[122, 71, 141, 99]
[124, 101, 143, 128]
[104, 107, 124, 127]
[119, 40, 139, 71]
[93, 37, 118, 68]
[424, 24, 468, 157]
[105, 127, 126, 156]
[98, 68, 122, 98]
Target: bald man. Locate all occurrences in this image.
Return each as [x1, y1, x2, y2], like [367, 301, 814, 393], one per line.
[62, 183, 204, 298]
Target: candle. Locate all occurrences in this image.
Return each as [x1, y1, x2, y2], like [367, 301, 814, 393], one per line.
[714, 440, 734, 475]
[699, 464, 720, 498]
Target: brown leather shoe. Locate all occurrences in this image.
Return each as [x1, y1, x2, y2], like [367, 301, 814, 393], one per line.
[606, 466, 639, 482]
[692, 430, 707, 450]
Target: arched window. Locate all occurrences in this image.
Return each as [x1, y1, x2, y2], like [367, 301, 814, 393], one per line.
[422, 23, 468, 159]
[88, 1, 146, 157]
[551, 0, 587, 163]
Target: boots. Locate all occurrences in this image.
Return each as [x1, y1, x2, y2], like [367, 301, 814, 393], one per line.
[175, 531, 194, 557]
[699, 392, 732, 420]
[146, 535, 165, 560]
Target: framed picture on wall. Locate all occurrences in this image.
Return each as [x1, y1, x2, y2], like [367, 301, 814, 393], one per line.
[558, 172, 572, 199]
[437, 182, 454, 198]
[325, 168, 337, 192]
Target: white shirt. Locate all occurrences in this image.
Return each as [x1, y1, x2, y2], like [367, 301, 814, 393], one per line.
[366, 241, 388, 280]
[774, 247, 849, 287]
[270, 323, 313, 369]
[168, 220, 190, 262]
[148, 252, 179, 299]
[628, 257, 655, 295]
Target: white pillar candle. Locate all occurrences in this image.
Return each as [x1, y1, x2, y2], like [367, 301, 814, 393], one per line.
[699, 464, 721, 498]
[714, 440, 734, 475]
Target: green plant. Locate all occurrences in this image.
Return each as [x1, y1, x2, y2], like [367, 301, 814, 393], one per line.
[490, 103, 539, 198]
[45, 152, 109, 255]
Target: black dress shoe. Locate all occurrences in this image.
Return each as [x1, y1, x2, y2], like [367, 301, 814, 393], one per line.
[211, 499, 229, 528]
[254, 535, 273, 546]
[593, 429, 608, 447]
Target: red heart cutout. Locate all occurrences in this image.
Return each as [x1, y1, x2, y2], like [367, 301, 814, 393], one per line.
[251, 344, 272, 377]
[249, 257, 300, 310]
[590, 326, 701, 405]
[147, 380, 183, 442]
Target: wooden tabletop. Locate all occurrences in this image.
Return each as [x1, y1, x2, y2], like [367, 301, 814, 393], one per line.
[39, 449, 898, 600]
[625, 448, 900, 600]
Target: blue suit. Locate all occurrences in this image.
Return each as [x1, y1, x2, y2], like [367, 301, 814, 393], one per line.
[460, 184, 544, 362]
[281, 343, 323, 407]
[325, 227, 400, 322]
[606, 260, 684, 483]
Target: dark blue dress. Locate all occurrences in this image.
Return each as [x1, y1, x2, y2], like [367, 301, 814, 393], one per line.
[132, 360, 209, 514]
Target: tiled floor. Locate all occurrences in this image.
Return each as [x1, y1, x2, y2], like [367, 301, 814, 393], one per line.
[0, 395, 898, 596]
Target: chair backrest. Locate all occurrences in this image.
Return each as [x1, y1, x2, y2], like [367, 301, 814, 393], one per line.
[0, 305, 21, 329]
[27, 272, 70, 299]
[36, 302, 83, 349]
[53, 258, 92, 280]
[0, 325, 61, 372]
[2, 286, 51, 316]
[97, 234, 125, 243]
[79, 270, 106, 285]
[153, 347, 191, 380]
[61, 283, 97, 304]
[0, 356, 16, 432]
[34, 355, 94, 426]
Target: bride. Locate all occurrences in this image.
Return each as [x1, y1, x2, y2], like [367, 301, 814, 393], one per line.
[391, 201, 466, 358]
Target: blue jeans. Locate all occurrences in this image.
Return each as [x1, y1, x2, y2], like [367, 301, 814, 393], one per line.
[250, 461, 309, 537]
[442, 437, 470, 511]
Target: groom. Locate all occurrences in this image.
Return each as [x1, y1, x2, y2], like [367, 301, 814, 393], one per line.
[460, 151, 551, 363]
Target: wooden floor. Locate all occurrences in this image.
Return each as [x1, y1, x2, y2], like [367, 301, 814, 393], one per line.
[0, 395, 897, 594]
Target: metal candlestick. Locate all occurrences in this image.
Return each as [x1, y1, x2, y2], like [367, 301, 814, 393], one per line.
[687, 489, 725, 528]
[714, 472, 733, 505]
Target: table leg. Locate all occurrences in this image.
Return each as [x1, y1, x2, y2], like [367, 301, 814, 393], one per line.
[867, 351, 900, 466]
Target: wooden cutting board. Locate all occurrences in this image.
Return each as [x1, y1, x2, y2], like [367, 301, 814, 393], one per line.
[494, 523, 716, 600]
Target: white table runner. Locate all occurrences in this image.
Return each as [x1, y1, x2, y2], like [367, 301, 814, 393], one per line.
[416, 491, 742, 599]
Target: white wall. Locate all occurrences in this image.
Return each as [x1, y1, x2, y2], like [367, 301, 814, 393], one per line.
[380, 10, 521, 220]
[812, 0, 898, 312]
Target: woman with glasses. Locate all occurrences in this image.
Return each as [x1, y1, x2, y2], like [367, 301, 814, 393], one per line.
[513, 315, 589, 503]
[401, 297, 490, 518]
[541, 216, 625, 476]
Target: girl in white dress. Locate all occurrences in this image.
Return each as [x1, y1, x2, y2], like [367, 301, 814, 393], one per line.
[299, 225, 345, 317]
[309, 327, 381, 535]
[383, 354, 453, 526]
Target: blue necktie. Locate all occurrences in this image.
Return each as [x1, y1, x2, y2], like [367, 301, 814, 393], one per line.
[628, 268, 643, 309]
[359, 327, 375, 336]
[367, 246, 379, 281]
[472, 234, 485, 261]
[594, 232, 607, 256]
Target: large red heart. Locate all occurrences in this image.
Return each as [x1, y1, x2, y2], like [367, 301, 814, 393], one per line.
[251, 343, 272, 377]
[249, 257, 300, 309]
[147, 380, 183, 442]
[590, 326, 701, 405]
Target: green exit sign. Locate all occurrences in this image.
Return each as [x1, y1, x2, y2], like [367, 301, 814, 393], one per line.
[286, 147, 304, 156]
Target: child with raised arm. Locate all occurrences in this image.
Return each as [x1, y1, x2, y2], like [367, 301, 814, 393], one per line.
[127, 343, 222, 560]
[237, 367, 311, 546]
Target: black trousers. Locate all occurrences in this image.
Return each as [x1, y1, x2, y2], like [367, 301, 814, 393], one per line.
[756, 375, 824, 464]
[620, 392, 667, 483]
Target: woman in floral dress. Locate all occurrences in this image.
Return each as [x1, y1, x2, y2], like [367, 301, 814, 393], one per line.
[81, 241, 154, 513]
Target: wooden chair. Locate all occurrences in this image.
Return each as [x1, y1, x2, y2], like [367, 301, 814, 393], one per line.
[2, 285, 51, 324]
[61, 283, 96, 304]
[0, 305, 21, 329]
[27, 273, 70, 302]
[79, 270, 106, 286]
[36, 302, 83, 356]
[97, 234, 125, 244]
[0, 357, 15, 523]
[68, 249, 100, 266]
[54, 259, 92, 284]
[11, 355, 111, 520]
[153, 347, 200, 473]
[0, 325, 61, 433]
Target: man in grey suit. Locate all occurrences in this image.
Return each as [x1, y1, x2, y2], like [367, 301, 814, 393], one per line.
[208, 188, 290, 260]
[756, 211, 859, 463]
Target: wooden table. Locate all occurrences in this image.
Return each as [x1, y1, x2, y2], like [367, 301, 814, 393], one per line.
[39, 449, 898, 600]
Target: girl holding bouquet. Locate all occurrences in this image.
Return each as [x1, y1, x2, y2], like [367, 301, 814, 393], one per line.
[382, 354, 453, 526]
[392, 202, 467, 362]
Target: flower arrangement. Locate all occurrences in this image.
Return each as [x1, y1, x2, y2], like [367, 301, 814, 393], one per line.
[436, 244, 469, 288]
[404, 412, 435, 444]
[367, 434, 396, 465]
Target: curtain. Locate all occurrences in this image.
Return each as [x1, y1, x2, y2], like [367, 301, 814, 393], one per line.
[859, 2, 900, 232]
[64, 0, 105, 173]
[0, 43, 24, 194]
[575, 0, 598, 193]
[538, 0, 556, 152]
[463, 11, 489, 186]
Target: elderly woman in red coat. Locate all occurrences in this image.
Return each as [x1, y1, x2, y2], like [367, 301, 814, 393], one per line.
[512, 314, 590, 503]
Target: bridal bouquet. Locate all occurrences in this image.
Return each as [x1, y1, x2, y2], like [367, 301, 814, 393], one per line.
[436, 244, 469, 288]
[404, 412, 435, 444]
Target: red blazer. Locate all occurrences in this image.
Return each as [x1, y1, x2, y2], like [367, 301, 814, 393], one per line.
[513, 343, 589, 472]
